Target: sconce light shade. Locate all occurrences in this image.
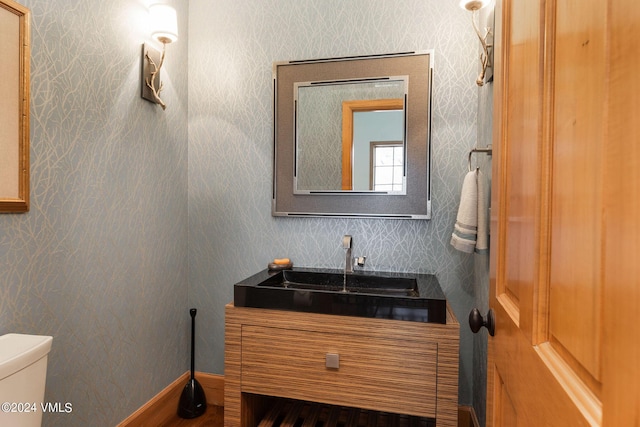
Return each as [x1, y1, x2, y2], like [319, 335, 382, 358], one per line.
[459, 0, 491, 11]
[149, 4, 178, 44]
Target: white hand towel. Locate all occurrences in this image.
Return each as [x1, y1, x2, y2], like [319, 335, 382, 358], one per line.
[451, 169, 488, 253]
[475, 169, 488, 253]
[451, 170, 478, 253]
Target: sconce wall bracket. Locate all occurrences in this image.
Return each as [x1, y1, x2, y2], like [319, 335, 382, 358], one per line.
[141, 42, 166, 110]
[460, 0, 494, 86]
[470, 9, 494, 86]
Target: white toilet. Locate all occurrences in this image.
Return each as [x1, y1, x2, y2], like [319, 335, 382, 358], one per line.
[0, 333, 53, 427]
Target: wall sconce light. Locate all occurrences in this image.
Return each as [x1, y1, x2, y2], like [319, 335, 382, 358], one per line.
[141, 4, 178, 110]
[459, 0, 493, 86]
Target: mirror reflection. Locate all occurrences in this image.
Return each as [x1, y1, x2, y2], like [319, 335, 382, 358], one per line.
[295, 79, 407, 193]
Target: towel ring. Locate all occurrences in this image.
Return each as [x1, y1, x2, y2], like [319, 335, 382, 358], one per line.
[468, 147, 493, 171]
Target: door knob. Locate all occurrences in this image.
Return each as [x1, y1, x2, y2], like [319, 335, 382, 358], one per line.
[469, 308, 495, 336]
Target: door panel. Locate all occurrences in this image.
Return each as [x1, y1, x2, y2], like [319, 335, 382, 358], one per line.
[493, 370, 517, 427]
[490, 0, 639, 425]
[489, 296, 593, 426]
[488, 0, 609, 425]
[548, 0, 605, 387]
[500, 0, 542, 340]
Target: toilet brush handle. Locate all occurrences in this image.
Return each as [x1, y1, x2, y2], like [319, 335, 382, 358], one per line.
[189, 309, 197, 379]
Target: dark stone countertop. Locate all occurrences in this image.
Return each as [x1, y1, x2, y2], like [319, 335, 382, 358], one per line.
[233, 267, 447, 324]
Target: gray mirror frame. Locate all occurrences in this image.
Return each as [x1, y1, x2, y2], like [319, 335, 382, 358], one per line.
[272, 51, 433, 219]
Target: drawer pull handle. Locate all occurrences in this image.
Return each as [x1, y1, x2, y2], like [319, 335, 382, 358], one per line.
[325, 353, 340, 369]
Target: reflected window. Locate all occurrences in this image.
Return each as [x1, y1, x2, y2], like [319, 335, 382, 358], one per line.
[371, 142, 404, 191]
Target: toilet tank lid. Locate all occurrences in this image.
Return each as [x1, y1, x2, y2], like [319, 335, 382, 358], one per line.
[0, 334, 53, 381]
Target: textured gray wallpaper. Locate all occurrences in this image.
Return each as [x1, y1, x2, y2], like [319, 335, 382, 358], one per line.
[188, 0, 482, 406]
[0, 0, 189, 426]
[0, 1, 490, 426]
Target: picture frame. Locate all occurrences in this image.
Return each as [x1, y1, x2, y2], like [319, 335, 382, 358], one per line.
[0, 0, 30, 212]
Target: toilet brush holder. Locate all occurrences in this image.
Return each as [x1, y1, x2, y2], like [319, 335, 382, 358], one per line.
[178, 308, 207, 418]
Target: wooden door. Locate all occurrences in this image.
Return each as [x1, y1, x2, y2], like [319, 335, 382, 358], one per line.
[488, 0, 640, 425]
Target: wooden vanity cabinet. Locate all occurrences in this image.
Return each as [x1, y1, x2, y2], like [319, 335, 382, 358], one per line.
[224, 303, 459, 427]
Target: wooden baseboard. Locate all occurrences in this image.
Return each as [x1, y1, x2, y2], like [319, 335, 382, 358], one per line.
[117, 372, 224, 427]
[458, 405, 480, 427]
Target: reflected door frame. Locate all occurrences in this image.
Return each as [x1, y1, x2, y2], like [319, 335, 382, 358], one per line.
[341, 98, 404, 190]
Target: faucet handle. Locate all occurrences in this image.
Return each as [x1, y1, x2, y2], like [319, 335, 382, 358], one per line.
[355, 256, 366, 267]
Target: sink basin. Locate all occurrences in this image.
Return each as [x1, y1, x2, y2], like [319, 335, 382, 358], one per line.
[234, 268, 447, 324]
[262, 270, 420, 296]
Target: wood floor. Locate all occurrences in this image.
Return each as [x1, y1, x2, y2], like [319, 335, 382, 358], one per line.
[160, 404, 224, 426]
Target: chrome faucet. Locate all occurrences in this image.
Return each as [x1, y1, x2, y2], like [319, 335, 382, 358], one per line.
[342, 235, 353, 273]
[342, 235, 366, 274]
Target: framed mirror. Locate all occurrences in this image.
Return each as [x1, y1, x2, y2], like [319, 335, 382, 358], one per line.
[0, 0, 30, 213]
[272, 51, 433, 219]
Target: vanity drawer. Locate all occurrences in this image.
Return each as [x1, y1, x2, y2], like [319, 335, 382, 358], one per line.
[240, 325, 437, 418]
